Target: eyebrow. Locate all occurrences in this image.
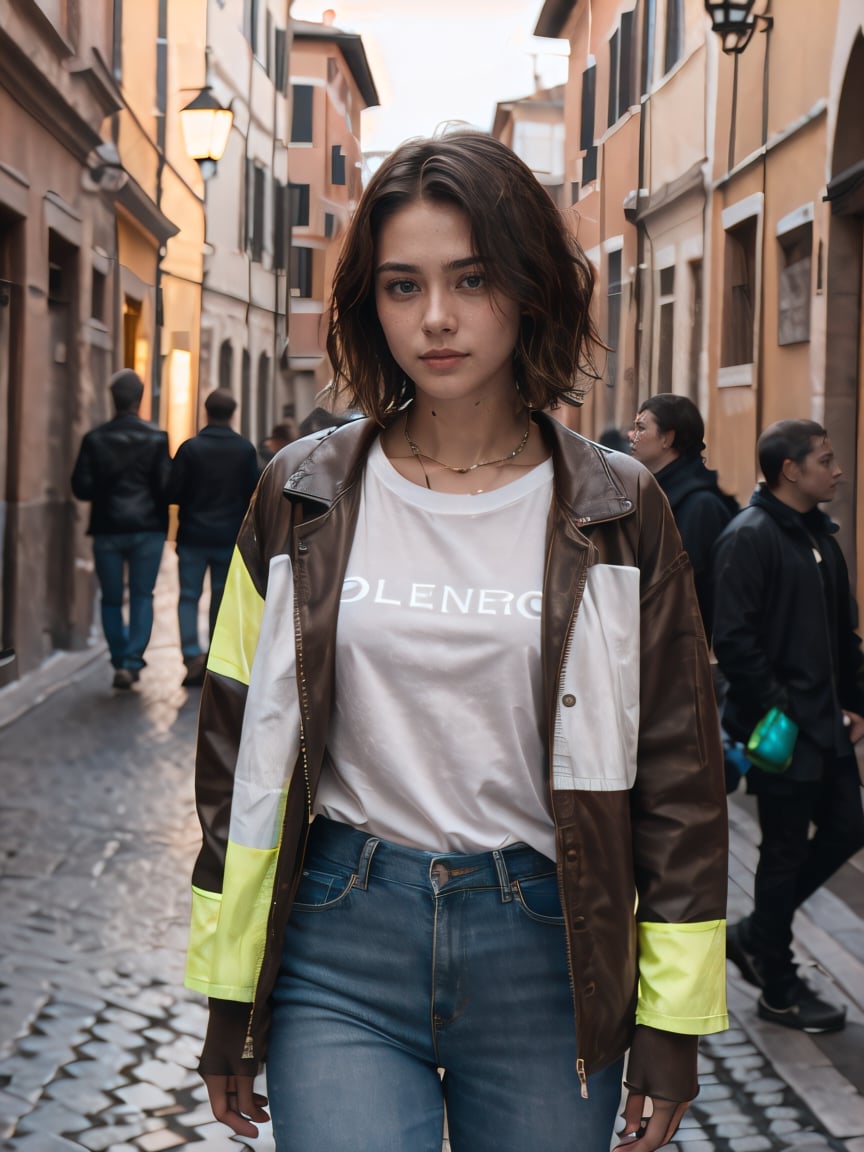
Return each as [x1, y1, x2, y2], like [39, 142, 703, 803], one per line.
[375, 255, 482, 275]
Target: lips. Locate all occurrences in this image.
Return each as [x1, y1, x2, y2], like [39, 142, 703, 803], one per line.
[420, 348, 467, 364]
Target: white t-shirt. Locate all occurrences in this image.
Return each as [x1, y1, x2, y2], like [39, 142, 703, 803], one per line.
[315, 436, 556, 859]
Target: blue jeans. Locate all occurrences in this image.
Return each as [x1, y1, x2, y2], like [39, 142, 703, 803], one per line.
[267, 817, 624, 1152]
[176, 543, 232, 659]
[92, 532, 165, 670]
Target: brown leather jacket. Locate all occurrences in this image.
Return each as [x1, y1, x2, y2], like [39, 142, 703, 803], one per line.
[187, 412, 728, 1102]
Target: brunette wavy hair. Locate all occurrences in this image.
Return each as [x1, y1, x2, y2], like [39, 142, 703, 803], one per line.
[326, 130, 602, 424]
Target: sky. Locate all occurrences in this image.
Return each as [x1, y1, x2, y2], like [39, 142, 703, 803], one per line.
[288, 1, 571, 155]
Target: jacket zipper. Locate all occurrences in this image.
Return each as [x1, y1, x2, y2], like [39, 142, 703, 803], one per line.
[550, 531, 591, 1097]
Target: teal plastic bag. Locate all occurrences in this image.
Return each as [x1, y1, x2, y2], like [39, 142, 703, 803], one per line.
[746, 707, 798, 773]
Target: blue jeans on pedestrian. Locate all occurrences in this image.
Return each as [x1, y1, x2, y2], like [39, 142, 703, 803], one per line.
[267, 816, 624, 1152]
[92, 532, 165, 671]
[176, 543, 232, 659]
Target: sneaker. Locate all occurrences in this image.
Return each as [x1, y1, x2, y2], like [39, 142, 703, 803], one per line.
[112, 668, 139, 690]
[758, 979, 847, 1033]
[726, 919, 766, 988]
[182, 654, 207, 687]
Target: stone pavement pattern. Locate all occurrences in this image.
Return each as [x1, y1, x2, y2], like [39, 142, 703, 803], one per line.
[0, 549, 862, 1151]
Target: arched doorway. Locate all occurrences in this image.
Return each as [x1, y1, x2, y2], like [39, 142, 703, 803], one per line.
[824, 32, 864, 608]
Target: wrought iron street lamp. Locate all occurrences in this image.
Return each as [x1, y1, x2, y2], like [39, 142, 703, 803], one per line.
[704, 0, 771, 54]
[180, 87, 234, 180]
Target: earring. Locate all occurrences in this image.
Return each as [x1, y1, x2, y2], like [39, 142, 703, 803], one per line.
[514, 379, 535, 410]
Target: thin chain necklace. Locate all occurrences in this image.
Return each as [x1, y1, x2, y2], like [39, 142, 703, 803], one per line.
[403, 412, 531, 490]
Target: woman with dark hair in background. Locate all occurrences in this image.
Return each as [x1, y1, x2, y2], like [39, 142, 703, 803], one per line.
[185, 131, 728, 1152]
[629, 394, 738, 643]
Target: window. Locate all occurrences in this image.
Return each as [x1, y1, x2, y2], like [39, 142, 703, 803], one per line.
[257, 353, 270, 442]
[219, 339, 233, 390]
[274, 28, 287, 93]
[274, 182, 290, 271]
[657, 265, 675, 389]
[245, 0, 259, 55]
[641, 0, 656, 95]
[324, 212, 336, 238]
[291, 85, 314, 143]
[91, 269, 106, 322]
[331, 145, 346, 186]
[608, 11, 635, 127]
[241, 349, 252, 438]
[721, 217, 757, 367]
[246, 162, 266, 262]
[580, 63, 597, 184]
[777, 222, 812, 345]
[606, 249, 623, 394]
[688, 260, 703, 398]
[607, 31, 619, 129]
[290, 246, 313, 298]
[664, 0, 683, 74]
[290, 183, 310, 227]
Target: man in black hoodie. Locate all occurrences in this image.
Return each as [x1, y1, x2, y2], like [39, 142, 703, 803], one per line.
[168, 388, 259, 686]
[713, 419, 864, 1033]
[71, 370, 170, 690]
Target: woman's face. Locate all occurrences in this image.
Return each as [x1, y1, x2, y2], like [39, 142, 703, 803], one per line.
[374, 199, 521, 409]
[628, 409, 671, 472]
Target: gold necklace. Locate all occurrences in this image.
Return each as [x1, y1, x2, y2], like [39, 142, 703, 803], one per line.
[403, 413, 531, 490]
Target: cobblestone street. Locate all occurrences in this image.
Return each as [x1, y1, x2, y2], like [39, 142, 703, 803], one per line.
[0, 550, 862, 1151]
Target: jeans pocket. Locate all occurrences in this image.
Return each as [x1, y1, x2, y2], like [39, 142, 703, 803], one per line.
[292, 864, 356, 911]
[513, 872, 565, 924]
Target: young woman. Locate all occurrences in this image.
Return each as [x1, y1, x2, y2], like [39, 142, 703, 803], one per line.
[185, 131, 728, 1152]
[628, 394, 738, 644]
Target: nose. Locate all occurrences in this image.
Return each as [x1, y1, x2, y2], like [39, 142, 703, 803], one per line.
[421, 287, 456, 334]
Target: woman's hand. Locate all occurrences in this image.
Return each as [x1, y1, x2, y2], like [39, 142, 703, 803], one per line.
[613, 1090, 690, 1152]
[202, 1073, 270, 1138]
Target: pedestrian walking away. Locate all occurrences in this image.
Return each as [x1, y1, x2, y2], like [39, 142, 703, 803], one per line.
[628, 394, 738, 645]
[167, 387, 259, 687]
[70, 369, 170, 690]
[713, 418, 864, 1033]
[184, 130, 729, 1152]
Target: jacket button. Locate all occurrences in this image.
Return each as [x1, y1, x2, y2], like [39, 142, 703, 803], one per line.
[583, 981, 596, 997]
[562, 693, 576, 707]
[566, 847, 579, 862]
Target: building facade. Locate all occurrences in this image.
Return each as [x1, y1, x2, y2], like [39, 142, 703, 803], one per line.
[285, 16, 378, 418]
[0, 0, 205, 679]
[534, 0, 864, 607]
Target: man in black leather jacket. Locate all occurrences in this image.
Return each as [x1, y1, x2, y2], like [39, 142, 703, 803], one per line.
[713, 419, 864, 1034]
[167, 388, 259, 687]
[71, 370, 170, 689]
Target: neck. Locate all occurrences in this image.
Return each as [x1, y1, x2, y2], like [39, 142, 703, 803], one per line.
[769, 483, 817, 515]
[407, 397, 529, 465]
[648, 448, 681, 475]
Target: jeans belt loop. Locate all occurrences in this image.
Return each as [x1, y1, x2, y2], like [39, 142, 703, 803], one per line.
[492, 848, 513, 902]
[354, 836, 380, 891]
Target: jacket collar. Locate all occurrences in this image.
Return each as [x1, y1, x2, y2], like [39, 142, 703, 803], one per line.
[283, 409, 636, 525]
[750, 483, 838, 537]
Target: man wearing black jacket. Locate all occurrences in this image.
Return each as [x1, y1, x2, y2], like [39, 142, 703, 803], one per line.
[713, 419, 864, 1033]
[167, 388, 259, 686]
[71, 370, 170, 690]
